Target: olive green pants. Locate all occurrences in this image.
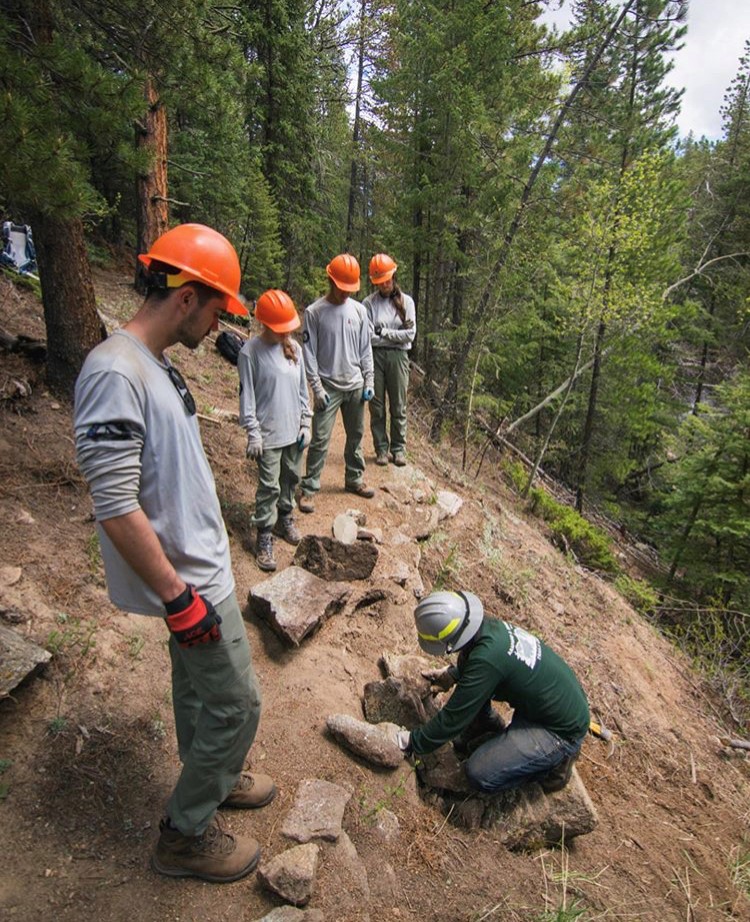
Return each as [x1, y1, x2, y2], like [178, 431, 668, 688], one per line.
[300, 384, 366, 495]
[167, 592, 261, 835]
[370, 348, 409, 457]
[252, 443, 303, 529]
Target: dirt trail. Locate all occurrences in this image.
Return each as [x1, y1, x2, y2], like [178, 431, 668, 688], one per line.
[0, 270, 749, 921]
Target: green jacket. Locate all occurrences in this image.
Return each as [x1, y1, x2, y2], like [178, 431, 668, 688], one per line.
[410, 618, 590, 755]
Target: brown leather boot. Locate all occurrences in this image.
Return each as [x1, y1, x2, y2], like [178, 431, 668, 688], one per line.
[221, 771, 277, 809]
[151, 815, 260, 883]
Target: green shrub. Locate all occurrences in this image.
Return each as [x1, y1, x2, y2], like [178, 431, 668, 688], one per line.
[615, 574, 659, 616]
[528, 487, 619, 573]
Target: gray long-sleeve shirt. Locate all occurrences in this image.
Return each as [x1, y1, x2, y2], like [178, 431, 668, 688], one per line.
[302, 296, 374, 393]
[238, 336, 311, 449]
[73, 330, 234, 616]
[363, 291, 416, 351]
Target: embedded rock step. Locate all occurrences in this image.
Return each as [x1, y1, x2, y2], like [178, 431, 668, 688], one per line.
[362, 676, 437, 729]
[282, 778, 353, 843]
[294, 535, 379, 580]
[257, 842, 319, 907]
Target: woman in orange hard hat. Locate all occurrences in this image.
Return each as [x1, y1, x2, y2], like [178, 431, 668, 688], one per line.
[363, 253, 416, 467]
[239, 290, 311, 573]
[297, 254, 375, 513]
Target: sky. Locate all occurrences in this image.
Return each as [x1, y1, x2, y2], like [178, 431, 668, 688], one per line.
[539, 0, 750, 140]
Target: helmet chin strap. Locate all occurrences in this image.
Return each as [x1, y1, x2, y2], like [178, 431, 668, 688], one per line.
[445, 591, 472, 654]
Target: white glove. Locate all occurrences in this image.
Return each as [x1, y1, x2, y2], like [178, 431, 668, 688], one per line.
[313, 387, 330, 411]
[246, 435, 263, 459]
[422, 666, 457, 691]
[395, 729, 412, 753]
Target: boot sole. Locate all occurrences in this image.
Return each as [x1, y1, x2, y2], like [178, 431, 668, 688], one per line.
[221, 783, 277, 810]
[150, 846, 260, 883]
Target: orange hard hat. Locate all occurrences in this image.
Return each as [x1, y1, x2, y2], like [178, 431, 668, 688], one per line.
[326, 253, 360, 292]
[255, 289, 300, 333]
[138, 223, 247, 316]
[369, 253, 398, 284]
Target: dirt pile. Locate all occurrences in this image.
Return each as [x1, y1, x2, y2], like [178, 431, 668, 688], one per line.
[0, 269, 749, 921]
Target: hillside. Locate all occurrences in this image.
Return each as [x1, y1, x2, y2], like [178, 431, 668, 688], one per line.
[1, 268, 749, 922]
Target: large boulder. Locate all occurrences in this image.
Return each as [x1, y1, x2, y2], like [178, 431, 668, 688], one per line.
[326, 714, 404, 768]
[246, 566, 351, 646]
[294, 535, 378, 581]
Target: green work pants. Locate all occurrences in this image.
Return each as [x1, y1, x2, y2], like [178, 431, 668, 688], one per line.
[300, 384, 365, 495]
[252, 442, 302, 529]
[167, 592, 261, 836]
[370, 348, 409, 456]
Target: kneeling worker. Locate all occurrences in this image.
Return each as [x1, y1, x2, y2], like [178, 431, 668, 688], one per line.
[399, 590, 589, 793]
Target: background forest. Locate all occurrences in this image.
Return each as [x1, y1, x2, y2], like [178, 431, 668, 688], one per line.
[1, 1, 749, 719]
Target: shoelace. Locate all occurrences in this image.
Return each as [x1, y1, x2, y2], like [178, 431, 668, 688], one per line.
[198, 816, 236, 856]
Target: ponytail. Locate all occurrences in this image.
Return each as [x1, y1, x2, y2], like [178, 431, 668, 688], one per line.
[389, 282, 406, 322]
[281, 334, 298, 364]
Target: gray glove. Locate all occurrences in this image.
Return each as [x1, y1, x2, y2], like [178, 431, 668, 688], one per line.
[313, 387, 330, 412]
[297, 425, 311, 450]
[401, 319, 414, 330]
[422, 666, 457, 691]
[246, 434, 263, 459]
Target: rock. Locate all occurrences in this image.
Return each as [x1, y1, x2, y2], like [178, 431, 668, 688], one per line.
[362, 677, 437, 729]
[16, 510, 35, 525]
[0, 623, 51, 698]
[326, 714, 404, 768]
[294, 535, 379, 581]
[417, 746, 472, 795]
[372, 808, 400, 843]
[332, 514, 358, 545]
[282, 778, 353, 843]
[436, 490, 463, 521]
[400, 505, 440, 541]
[380, 652, 435, 692]
[0, 567, 22, 588]
[0, 608, 27, 625]
[381, 482, 413, 506]
[345, 508, 367, 526]
[257, 842, 319, 906]
[331, 831, 370, 901]
[252, 909, 324, 922]
[246, 567, 351, 647]
[357, 527, 383, 544]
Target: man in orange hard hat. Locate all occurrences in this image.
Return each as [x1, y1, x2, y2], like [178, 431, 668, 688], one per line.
[297, 253, 375, 512]
[74, 224, 274, 884]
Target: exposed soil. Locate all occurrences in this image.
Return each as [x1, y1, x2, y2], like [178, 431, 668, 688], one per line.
[1, 269, 749, 922]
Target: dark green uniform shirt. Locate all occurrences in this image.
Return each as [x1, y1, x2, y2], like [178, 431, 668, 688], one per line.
[410, 618, 590, 755]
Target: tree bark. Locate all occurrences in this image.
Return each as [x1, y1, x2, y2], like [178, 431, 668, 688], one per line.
[134, 74, 169, 293]
[345, 0, 366, 251]
[32, 213, 106, 395]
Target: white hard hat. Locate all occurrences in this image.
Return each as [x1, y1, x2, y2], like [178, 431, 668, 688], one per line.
[413, 590, 484, 656]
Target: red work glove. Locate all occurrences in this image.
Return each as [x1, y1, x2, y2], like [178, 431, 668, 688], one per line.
[164, 585, 222, 648]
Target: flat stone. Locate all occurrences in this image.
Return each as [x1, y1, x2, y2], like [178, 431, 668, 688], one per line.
[246, 567, 351, 647]
[252, 909, 324, 922]
[372, 808, 400, 843]
[362, 677, 437, 729]
[436, 490, 463, 520]
[0, 623, 51, 698]
[331, 831, 370, 902]
[417, 746, 473, 795]
[357, 527, 383, 544]
[332, 513, 358, 545]
[282, 778, 353, 843]
[381, 482, 413, 505]
[257, 842, 319, 906]
[400, 505, 440, 541]
[294, 535, 378, 581]
[0, 566, 22, 588]
[326, 714, 404, 768]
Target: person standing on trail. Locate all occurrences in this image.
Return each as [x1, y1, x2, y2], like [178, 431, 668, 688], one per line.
[239, 289, 311, 573]
[297, 253, 375, 513]
[363, 253, 416, 467]
[74, 224, 275, 884]
[395, 590, 590, 793]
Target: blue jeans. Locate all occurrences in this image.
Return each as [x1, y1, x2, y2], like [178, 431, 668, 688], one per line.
[464, 715, 583, 793]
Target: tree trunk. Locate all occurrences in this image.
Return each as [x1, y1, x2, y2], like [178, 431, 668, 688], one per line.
[134, 74, 169, 293]
[32, 213, 106, 395]
[345, 0, 366, 251]
[575, 317, 606, 513]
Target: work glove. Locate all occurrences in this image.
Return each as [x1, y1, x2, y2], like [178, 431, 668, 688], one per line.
[362, 387, 374, 402]
[422, 665, 458, 691]
[401, 319, 414, 330]
[246, 434, 263, 459]
[164, 585, 222, 649]
[296, 425, 311, 451]
[394, 728, 413, 756]
[373, 323, 383, 336]
[313, 387, 330, 412]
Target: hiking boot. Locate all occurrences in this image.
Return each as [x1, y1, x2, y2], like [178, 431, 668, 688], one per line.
[375, 452, 389, 466]
[297, 492, 315, 514]
[273, 512, 302, 546]
[151, 816, 260, 883]
[345, 482, 375, 499]
[539, 750, 580, 794]
[222, 772, 277, 809]
[255, 529, 276, 572]
[392, 452, 407, 467]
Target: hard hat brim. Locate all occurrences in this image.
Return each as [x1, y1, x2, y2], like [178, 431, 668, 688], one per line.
[138, 252, 249, 317]
[326, 267, 360, 292]
[262, 314, 301, 334]
[370, 270, 396, 284]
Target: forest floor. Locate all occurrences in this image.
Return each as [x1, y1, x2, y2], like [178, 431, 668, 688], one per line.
[1, 267, 749, 922]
